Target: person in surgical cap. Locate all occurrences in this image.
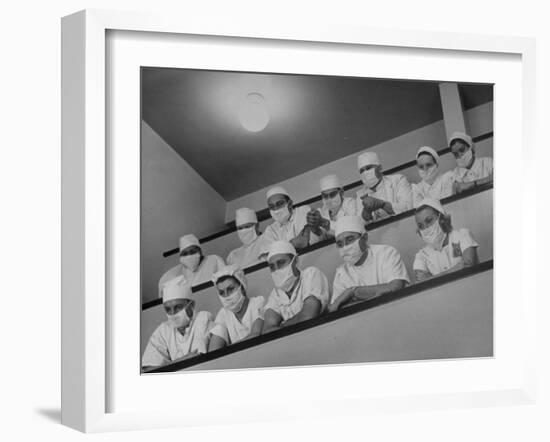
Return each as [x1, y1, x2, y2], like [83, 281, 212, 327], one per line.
[141, 276, 221, 370]
[449, 131, 493, 194]
[355, 151, 413, 223]
[263, 186, 320, 252]
[306, 174, 358, 239]
[413, 198, 479, 282]
[412, 146, 455, 207]
[209, 265, 265, 346]
[328, 216, 409, 312]
[226, 208, 268, 270]
[262, 240, 329, 333]
[158, 233, 225, 298]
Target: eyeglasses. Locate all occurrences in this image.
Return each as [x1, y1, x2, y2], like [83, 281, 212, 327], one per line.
[268, 199, 288, 211]
[451, 143, 470, 158]
[321, 189, 340, 200]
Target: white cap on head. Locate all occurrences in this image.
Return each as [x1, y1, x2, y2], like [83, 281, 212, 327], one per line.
[357, 151, 381, 170]
[162, 275, 192, 303]
[235, 207, 257, 226]
[266, 240, 297, 261]
[449, 131, 473, 147]
[266, 186, 290, 200]
[179, 234, 200, 252]
[416, 198, 446, 215]
[320, 174, 341, 192]
[416, 146, 440, 162]
[212, 264, 247, 290]
[334, 215, 366, 238]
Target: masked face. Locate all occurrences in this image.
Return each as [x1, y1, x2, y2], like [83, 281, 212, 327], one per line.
[216, 277, 246, 313]
[417, 154, 439, 184]
[322, 189, 343, 215]
[220, 286, 245, 313]
[180, 252, 201, 272]
[237, 223, 258, 246]
[452, 140, 474, 168]
[268, 195, 292, 225]
[336, 232, 365, 264]
[165, 300, 193, 330]
[360, 166, 380, 189]
[269, 255, 298, 292]
[416, 209, 446, 249]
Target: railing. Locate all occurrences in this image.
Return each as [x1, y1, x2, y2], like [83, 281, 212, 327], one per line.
[142, 181, 493, 311]
[143, 258, 493, 373]
[161, 131, 493, 258]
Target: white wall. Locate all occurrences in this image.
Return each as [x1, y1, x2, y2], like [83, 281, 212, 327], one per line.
[225, 102, 493, 221]
[141, 122, 228, 303]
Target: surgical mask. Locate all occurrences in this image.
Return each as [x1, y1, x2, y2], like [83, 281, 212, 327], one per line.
[271, 257, 298, 292]
[456, 148, 473, 168]
[324, 193, 342, 214]
[167, 305, 191, 329]
[180, 253, 201, 272]
[220, 287, 245, 313]
[420, 217, 446, 249]
[338, 237, 364, 264]
[237, 226, 257, 246]
[270, 205, 291, 225]
[361, 168, 380, 189]
[418, 165, 438, 184]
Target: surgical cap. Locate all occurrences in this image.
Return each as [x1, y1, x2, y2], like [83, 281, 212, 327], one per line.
[334, 215, 366, 238]
[357, 151, 381, 170]
[235, 207, 257, 226]
[179, 234, 200, 252]
[162, 276, 192, 303]
[416, 198, 446, 215]
[320, 174, 341, 192]
[266, 240, 297, 261]
[212, 264, 247, 290]
[449, 131, 473, 148]
[266, 186, 290, 200]
[416, 146, 440, 163]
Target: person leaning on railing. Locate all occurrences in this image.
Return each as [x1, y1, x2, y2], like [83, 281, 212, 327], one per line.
[327, 215, 410, 312]
[354, 151, 413, 224]
[226, 208, 268, 270]
[449, 131, 493, 195]
[141, 276, 220, 371]
[262, 186, 321, 252]
[305, 174, 358, 240]
[261, 240, 329, 334]
[412, 146, 455, 207]
[207, 265, 265, 350]
[412, 198, 479, 282]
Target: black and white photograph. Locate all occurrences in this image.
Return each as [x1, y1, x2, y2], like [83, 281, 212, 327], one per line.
[139, 68, 494, 374]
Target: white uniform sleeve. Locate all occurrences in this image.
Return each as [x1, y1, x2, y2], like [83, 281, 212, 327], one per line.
[251, 296, 266, 321]
[226, 249, 237, 266]
[482, 157, 494, 178]
[141, 325, 170, 368]
[381, 246, 410, 283]
[413, 250, 428, 272]
[263, 291, 281, 316]
[457, 228, 479, 252]
[331, 267, 348, 304]
[391, 175, 413, 214]
[439, 171, 456, 199]
[301, 267, 330, 310]
[210, 309, 230, 343]
[262, 222, 279, 244]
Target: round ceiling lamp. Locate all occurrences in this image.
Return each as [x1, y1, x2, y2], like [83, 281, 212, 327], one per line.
[238, 92, 270, 132]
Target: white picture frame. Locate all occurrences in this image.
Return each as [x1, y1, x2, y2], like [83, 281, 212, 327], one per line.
[61, 9, 537, 433]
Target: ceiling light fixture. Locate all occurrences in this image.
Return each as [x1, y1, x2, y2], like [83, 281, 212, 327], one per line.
[238, 92, 270, 132]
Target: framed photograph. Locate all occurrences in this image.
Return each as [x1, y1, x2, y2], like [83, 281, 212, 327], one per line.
[61, 9, 537, 432]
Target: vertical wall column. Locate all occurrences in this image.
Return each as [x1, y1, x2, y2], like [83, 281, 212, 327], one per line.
[439, 82, 467, 142]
